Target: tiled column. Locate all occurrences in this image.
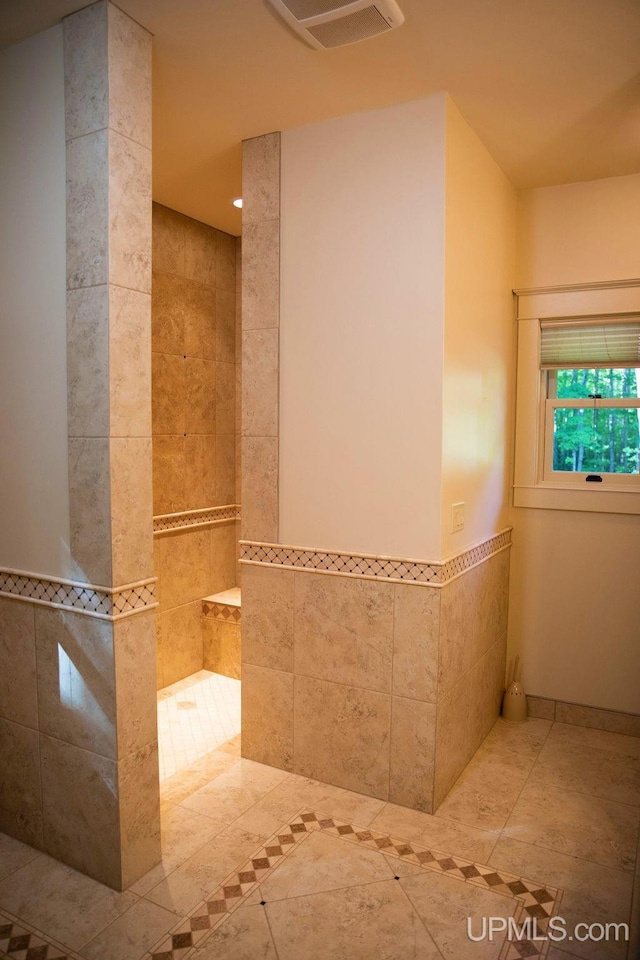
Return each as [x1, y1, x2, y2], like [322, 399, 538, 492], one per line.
[241, 133, 280, 542]
[46, 0, 160, 889]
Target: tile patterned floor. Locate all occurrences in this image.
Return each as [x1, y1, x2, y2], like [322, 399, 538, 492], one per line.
[0, 696, 638, 960]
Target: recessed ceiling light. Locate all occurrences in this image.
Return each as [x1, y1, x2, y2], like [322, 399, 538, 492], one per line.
[232, 197, 243, 208]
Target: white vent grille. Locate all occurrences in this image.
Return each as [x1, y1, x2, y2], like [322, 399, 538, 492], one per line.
[267, 0, 404, 49]
[307, 6, 391, 46]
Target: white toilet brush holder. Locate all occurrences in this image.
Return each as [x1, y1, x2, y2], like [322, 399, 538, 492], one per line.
[502, 654, 528, 723]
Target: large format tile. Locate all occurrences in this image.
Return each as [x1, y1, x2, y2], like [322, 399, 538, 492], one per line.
[401, 867, 516, 959]
[156, 528, 211, 609]
[502, 780, 639, 872]
[242, 328, 279, 437]
[68, 436, 111, 585]
[210, 522, 237, 592]
[294, 572, 394, 693]
[389, 697, 436, 812]
[152, 435, 185, 515]
[114, 611, 158, 757]
[107, 3, 152, 149]
[157, 601, 203, 687]
[548, 721, 640, 760]
[152, 203, 186, 277]
[293, 675, 391, 800]
[392, 583, 439, 703]
[242, 132, 280, 226]
[489, 836, 633, 960]
[435, 753, 526, 833]
[242, 664, 294, 770]
[152, 353, 186, 436]
[151, 270, 187, 355]
[110, 436, 154, 586]
[554, 702, 640, 739]
[266, 879, 441, 960]
[192, 903, 278, 959]
[82, 897, 178, 960]
[185, 358, 216, 435]
[0, 830, 40, 881]
[241, 220, 279, 331]
[241, 437, 278, 542]
[66, 130, 108, 289]
[108, 130, 151, 294]
[63, 1, 108, 140]
[216, 231, 237, 294]
[0, 717, 42, 848]
[215, 287, 236, 363]
[184, 435, 216, 509]
[67, 284, 109, 438]
[216, 360, 235, 435]
[181, 757, 288, 824]
[0, 598, 37, 729]
[202, 619, 241, 679]
[369, 803, 498, 864]
[184, 216, 217, 288]
[215, 434, 236, 504]
[109, 285, 151, 438]
[529, 738, 640, 806]
[261, 829, 393, 901]
[242, 564, 294, 672]
[118, 741, 162, 889]
[0, 852, 137, 951]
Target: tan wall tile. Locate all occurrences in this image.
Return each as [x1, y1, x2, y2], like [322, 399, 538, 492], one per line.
[294, 572, 394, 693]
[185, 358, 216, 434]
[157, 600, 204, 687]
[242, 220, 280, 331]
[242, 328, 278, 437]
[35, 608, 116, 758]
[114, 612, 158, 757]
[118, 740, 161, 889]
[242, 664, 293, 771]
[216, 435, 236, 505]
[392, 584, 439, 703]
[69, 437, 112, 585]
[152, 436, 185, 515]
[63, 1, 108, 140]
[216, 231, 237, 292]
[527, 696, 556, 721]
[242, 132, 280, 226]
[438, 570, 474, 700]
[40, 734, 120, 888]
[183, 281, 216, 360]
[107, 3, 152, 149]
[554, 702, 640, 738]
[152, 353, 186, 436]
[0, 718, 42, 849]
[184, 435, 216, 509]
[109, 286, 151, 438]
[293, 675, 391, 799]
[0, 599, 37, 729]
[108, 131, 151, 293]
[67, 130, 109, 289]
[67, 285, 109, 438]
[152, 203, 185, 277]
[155, 528, 211, 609]
[110, 436, 153, 585]
[210, 521, 237, 593]
[202, 619, 241, 679]
[216, 287, 236, 363]
[241, 437, 278, 542]
[242, 564, 293, 672]
[184, 217, 217, 287]
[390, 697, 436, 812]
[151, 271, 187, 355]
[216, 361, 235, 435]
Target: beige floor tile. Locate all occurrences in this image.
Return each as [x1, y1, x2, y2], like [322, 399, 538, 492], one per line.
[143, 824, 264, 916]
[260, 830, 393, 902]
[401, 868, 516, 959]
[192, 904, 278, 959]
[490, 836, 633, 960]
[179, 758, 289, 823]
[370, 802, 499, 864]
[473, 717, 552, 777]
[529, 739, 640, 807]
[0, 853, 137, 951]
[549, 723, 640, 759]
[129, 805, 227, 896]
[382, 853, 426, 877]
[159, 751, 240, 806]
[502, 781, 639, 872]
[82, 897, 180, 960]
[435, 759, 526, 832]
[266, 879, 442, 960]
[0, 831, 40, 881]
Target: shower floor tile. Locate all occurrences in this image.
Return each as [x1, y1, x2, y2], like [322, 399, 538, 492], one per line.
[157, 670, 241, 782]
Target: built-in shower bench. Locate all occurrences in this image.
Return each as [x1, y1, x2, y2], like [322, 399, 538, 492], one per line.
[201, 587, 241, 680]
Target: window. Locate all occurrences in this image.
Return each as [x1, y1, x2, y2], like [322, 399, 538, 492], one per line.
[513, 285, 640, 515]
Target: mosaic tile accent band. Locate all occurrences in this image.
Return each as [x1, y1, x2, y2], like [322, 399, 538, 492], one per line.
[0, 568, 157, 621]
[201, 600, 242, 623]
[144, 808, 562, 960]
[153, 505, 240, 534]
[240, 529, 512, 587]
[0, 908, 84, 960]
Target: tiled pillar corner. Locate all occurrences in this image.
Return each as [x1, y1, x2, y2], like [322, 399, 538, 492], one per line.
[56, 0, 159, 889]
[241, 133, 280, 543]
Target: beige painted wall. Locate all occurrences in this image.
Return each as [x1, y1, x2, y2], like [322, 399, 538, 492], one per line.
[510, 173, 640, 714]
[279, 96, 446, 559]
[516, 172, 640, 288]
[441, 100, 516, 558]
[0, 27, 70, 577]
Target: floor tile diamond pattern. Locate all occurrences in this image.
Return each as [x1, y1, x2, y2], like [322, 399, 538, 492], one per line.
[0, 911, 84, 960]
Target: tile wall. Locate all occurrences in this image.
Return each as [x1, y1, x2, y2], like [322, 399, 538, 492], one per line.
[151, 204, 239, 689]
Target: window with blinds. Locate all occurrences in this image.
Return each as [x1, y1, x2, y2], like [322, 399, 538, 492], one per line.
[540, 318, 640, 369]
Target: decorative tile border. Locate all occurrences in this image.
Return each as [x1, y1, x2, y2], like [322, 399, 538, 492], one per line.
[153, 505, 240, 535]
[202, 600, 242, 623]
[239, 529, 512, 587]
[0, 568, 157, 621]
[0, 908, 84, 960]
[145, 808, 562, 960]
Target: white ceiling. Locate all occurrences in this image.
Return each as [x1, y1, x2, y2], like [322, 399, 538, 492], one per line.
[1, 0, 639, 235]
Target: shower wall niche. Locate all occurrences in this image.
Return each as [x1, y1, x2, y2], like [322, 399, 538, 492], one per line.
[151, 203, 240, 688]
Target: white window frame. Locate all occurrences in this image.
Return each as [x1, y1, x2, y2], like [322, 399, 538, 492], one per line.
[513, 280, 640, 515]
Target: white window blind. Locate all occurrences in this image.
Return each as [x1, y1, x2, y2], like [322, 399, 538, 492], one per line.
[540, 318, 640, 369]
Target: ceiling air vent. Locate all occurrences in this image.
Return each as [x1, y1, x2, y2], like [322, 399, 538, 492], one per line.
[267, 0, 405, 49]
